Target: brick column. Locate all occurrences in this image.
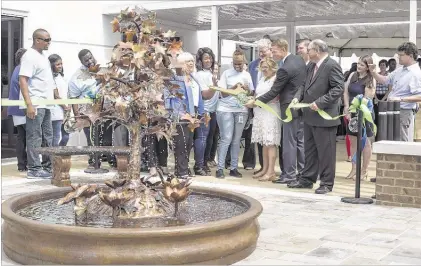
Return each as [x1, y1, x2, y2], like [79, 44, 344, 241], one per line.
[373, 141, 421, 208]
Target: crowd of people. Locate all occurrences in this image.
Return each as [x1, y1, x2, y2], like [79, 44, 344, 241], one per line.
[7, 28, 421, 194]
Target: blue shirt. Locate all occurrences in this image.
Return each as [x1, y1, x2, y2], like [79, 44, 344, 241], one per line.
[7, 65, 25, 117]
[386, 63, 421, 110]
[164, 74, 204, 120]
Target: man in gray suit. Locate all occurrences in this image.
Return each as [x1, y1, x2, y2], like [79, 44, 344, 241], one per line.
[288, 39, 344, 194]
[245, 39, 307, 183]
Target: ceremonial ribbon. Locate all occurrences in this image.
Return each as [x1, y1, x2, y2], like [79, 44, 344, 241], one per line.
[348, 94, 376, 163]
[210, 86, 344, 123]
[1, 98, 93, 106]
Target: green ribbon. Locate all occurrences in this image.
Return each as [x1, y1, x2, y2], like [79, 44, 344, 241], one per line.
[348, 96, 377, 135]
[289, 102, 344, 121]
[210, 86, 293, 122]
[1, 98, 93, 107]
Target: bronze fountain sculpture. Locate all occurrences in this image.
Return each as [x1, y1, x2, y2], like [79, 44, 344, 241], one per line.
[1, 7, 263, 265]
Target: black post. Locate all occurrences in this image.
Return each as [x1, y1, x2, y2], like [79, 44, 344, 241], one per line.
[84, 121, 109, 174]
[341, 109, 373, 205]
[377, 101, 388, 141]
[387, 101, 394, 140]
[393, 102, 401, 141]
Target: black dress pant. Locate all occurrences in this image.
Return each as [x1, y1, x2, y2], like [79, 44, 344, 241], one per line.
[204, 112, 218, 163]
[16, 125, 27, 170]
[241, 123, 256, 168]
[173, 120, 194, 177]
[299, 123, 337, 189]
[144, 134, 168, 168]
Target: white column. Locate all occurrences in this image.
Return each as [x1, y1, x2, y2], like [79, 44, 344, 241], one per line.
[286, 22, 297, 55]
[409, 0, 417, 43]
[211, 6, 219, 59]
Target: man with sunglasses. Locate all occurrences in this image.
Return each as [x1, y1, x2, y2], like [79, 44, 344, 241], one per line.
[19, 29, 55, 179]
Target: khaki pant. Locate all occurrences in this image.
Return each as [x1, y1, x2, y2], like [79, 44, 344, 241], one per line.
[415, 112, 421, 142]
[400, 109, 415, 142]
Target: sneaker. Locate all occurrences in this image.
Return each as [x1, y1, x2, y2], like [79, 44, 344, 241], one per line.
[215, 169, 225, 179]
[229, 169, 242, 178]
[27, 170, 52, 179]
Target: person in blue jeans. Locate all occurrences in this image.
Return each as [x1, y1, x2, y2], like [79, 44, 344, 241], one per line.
[19, 29, 55, 179]
[215, 50, 254, 179]
[194, 47, 219, 175]
[7, 48, 28, 172]
[49, 54, 70, 146]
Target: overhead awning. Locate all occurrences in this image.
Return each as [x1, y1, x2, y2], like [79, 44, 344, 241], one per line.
[104, 0, 421, 29]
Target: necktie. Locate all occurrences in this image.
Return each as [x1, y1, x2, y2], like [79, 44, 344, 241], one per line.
[312, 65, 319, 81]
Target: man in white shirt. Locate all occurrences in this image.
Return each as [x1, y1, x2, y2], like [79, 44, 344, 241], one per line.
[19, 29, 55, 179]
[68, 49, 101, 167]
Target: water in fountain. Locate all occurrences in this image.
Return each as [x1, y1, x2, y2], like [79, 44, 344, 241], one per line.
[16, 192, 248, 228]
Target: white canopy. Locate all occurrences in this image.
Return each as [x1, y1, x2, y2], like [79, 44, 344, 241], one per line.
[103, 0, 421, 56]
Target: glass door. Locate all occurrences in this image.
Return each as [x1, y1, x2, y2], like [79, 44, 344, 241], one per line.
[1, 15, 23, 155]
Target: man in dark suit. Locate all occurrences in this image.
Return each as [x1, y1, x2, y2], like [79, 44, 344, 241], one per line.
[245, 39, 306, 183]
[287, 39, 344, 194]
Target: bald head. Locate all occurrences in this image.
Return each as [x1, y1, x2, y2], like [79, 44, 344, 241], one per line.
[32, 28, 51, 51]
[32, 29, 48, 39]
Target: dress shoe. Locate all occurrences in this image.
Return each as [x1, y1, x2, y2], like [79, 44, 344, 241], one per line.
[287, 180, 313, 189]
[272, 176, 296, 184]
[229, 169, 242, 178]
[244, 165, 254, 170]
[315, 186, 332, 194]
[215, 169, 225, 179]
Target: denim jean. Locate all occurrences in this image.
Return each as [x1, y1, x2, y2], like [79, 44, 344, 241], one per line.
[194, 120, 210, 168]
[59, 124, 70, 146]
[26, 108, 53, 171]
[52, 120, 63, 147]
[216, 111, 248, 170]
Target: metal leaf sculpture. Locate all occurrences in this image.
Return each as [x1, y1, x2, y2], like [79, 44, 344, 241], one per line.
[56, 6, 189, 222]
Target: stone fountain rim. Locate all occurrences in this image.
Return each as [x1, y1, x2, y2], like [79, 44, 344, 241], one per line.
[1, 185, 263, 238]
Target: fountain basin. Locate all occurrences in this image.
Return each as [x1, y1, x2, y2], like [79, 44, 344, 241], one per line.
[2, 186, 262, 265]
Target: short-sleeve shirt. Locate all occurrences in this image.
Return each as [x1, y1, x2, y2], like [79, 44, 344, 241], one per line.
[386, 63, 421, 110]
[18, 48, 55, 109]
[217, 68, 254, 113]
[195, 70, 219, 112]
[50, 74, 68, 121]
[68, 66, 99, 114]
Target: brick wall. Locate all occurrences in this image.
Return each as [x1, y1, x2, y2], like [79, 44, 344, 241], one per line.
[376, 154, 421, 208]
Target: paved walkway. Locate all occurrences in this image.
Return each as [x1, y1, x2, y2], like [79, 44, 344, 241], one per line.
[2, 141, 421, 265]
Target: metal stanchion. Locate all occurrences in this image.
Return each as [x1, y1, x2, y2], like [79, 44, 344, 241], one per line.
[393, 102, 401, 141]
[341, 109, 374, 205]
[387, 101, 394, 140]
[84, 122, 109, 174]
[377, 101, 388, 141]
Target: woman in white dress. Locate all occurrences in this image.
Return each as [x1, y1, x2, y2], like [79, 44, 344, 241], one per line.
[251, 58, 282, 182]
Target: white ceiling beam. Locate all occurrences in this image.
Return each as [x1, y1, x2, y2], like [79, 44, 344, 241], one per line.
[211, 14, 421, 31]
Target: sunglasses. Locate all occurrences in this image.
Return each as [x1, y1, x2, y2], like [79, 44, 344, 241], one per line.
[37, 37, 51, 43]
